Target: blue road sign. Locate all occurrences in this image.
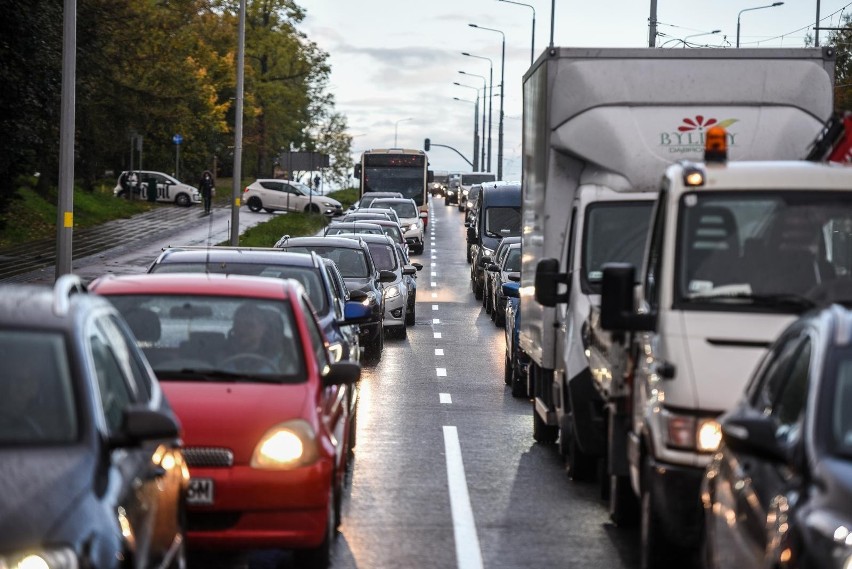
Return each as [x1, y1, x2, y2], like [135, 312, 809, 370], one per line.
[173, 134, 183, 145]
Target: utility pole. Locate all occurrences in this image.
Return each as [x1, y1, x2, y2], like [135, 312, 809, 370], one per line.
[649, 0, 658, 47]
[56, 0, 76, 278]
[230, 0, 246, 245]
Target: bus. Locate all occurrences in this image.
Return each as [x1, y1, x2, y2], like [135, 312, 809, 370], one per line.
[354, 149, 432, 224]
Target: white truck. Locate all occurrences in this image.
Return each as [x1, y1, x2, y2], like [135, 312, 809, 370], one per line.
[519, 47, 837, 501]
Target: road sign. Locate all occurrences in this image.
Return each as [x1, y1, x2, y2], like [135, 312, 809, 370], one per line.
[173, 134, 183, 145]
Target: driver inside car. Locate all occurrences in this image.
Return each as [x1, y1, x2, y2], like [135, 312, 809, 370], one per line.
[224, 303, 287, 374]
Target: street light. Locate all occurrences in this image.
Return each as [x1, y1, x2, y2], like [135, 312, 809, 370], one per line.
[682, 29, 721, 47]
[453, 87, 480, 171]
[497, 0, 536, 65]
[394, 117, 413, 147]
[459, 70, 488, 170]
[461, 54, 494, 173]
[469, 23, 506, 181]
[736, 2, 783, 47]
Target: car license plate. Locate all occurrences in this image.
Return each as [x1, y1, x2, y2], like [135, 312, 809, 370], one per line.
[187, 478, 214, 505]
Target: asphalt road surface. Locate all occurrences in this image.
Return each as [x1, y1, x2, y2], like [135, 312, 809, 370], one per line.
[10, 198, 656, 569]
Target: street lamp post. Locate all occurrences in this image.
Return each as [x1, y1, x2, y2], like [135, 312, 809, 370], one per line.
[453, 84, 482, 171]
[498, 0, 536, 65]
[461, 54, 493, 173]
[230, 0, 246, 246]
[394, 117, 413, 147]
[459, 70, 488, 170]
[469, 23, 506, 181]
[682, 29, 721, 47]
[453, 97, 479, 171]
[736, 2, 784, 47]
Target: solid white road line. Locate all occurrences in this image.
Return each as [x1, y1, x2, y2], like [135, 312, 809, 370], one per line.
[435, 348, 444, 356]
[442, 426, 484, 569]
[437, 368, 447, 377]
[440, 393, 452, 404]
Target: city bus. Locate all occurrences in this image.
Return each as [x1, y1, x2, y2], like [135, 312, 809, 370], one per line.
[354, 149, 432, 225]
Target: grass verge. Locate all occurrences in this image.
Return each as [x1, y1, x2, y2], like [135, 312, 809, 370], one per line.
[236, 212, 329, 247]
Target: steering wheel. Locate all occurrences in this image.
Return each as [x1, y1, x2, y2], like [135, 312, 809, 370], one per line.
[218, 353, 279, 373]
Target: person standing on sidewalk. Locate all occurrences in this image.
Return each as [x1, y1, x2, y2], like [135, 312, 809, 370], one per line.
[199, 170, 215, 214]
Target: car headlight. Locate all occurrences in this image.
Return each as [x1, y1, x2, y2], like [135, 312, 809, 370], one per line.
[481, 247, 494, 258]
[251, 420, 319, 469]
[662, 409, 721, 452]
[323, 201, 336, 207]
[384, 284, 401, 299]
[409, 223, 418, 231]
[466, 201, 473, 208]
[462, 189, 469, 197]
[361, 291, 377, 306]
[0, 548, 79, 569]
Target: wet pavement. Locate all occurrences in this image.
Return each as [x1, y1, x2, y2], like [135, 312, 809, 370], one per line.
[0, 203, 269, 285]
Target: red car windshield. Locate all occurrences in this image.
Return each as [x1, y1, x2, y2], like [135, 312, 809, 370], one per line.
[106, 295, 306, 382]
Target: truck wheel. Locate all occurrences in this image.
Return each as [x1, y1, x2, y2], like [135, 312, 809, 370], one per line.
[640, 456, 675, 569]
[533, 407, 558, 444]
[504, 352, 512, 385]
[610, 473, 639, 527]
[561, 416, 596, 482]
[511, 368, 527, 398]
[247, 196, 263, 212]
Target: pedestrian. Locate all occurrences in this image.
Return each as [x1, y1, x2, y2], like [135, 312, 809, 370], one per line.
[199, 170, 214, 214]
[313, 174, 321, 191]
[126, 171, 139, 200]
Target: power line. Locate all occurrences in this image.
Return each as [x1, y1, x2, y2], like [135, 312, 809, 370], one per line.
[740, 0, 852, 46]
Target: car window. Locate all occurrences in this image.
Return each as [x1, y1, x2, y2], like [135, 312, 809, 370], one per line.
[484, 207, 521, 238]
[0, 330, 78, 445]
[367, 243, 397, 271]
[89, 318, 136, 434]
[299, 295, 330, 372]
[283, 246, 371, 279]
[110, 314, 154, 402]
[770, 338, 811, 443]
[260, 181, 282, 191]
[503, 247, 521, 272]
[751, 333, 807, 420]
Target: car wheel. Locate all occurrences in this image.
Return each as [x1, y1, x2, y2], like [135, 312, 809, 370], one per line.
[305, 203, 321, 214]
[348, 407, 357, 455]
[397, 325, 407, 339]
[247, 196, 263, 212]
[466, 247, 472, 263]
[484, 287, 492, 314]
[473, 278, 483, 300]
[175, 193, 191, 207]
[444, 197, 450, 206]
[533, 406, 558, 444]
[495, 303, 505, 327]
[405, 304, 415, 326]
[293, 486, 335, 569]
[504, 351, 512, 385]
[364, 325, 383, 364]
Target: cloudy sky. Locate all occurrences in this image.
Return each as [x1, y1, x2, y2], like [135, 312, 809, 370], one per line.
[297, 0, 850, 182]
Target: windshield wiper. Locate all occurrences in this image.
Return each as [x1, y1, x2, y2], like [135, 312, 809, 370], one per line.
[156, 369, 285, 383]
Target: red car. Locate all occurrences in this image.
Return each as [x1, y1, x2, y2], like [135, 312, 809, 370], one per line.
[90, 273, 363, 567]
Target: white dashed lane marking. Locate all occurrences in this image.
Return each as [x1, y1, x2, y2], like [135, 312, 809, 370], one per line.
[440, 393, 452, 404]
[437, 368, 447, 377]
[435, 348, 444, 356]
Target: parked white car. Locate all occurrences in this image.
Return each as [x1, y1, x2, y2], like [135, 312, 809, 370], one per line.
[242, 179, 343, 216]
[113, 171, 201, 206]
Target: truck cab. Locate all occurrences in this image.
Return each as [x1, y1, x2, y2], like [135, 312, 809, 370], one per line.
[592, 151, 852, 566]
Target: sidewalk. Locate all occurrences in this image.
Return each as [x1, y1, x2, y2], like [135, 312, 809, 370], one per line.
[2, 204, 266, 285]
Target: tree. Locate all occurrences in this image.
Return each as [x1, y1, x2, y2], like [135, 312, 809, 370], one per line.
[827, 16, 852, 112]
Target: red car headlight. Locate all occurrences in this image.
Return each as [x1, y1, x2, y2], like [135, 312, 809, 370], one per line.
[251, 420, 319, 469]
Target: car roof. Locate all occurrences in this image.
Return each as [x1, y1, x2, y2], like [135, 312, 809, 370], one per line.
[340, 233, 395, 245]
[90, 273, 300, 300]
[275, 235, 368, 250]
[328, 221, 384, 229]
[370, 198, 415, 205]
[153, 248, 319, 268]
[481, 184, 522, 205]
[0, 276, 108, 330]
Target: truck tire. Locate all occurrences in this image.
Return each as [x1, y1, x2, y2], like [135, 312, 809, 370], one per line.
[609, 473, 639, 527]
[640, 456, 676, 569]
[561, 415, 596, 482]
[511, 369, 527, 398]
[533, 406, 558, 444]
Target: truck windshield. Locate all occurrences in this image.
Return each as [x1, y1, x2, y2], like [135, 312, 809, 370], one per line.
[364, 168, 423, 204]
[676, 191, 852, 310]
[484, 207, 521, 238]
[582, 202, 654, 292]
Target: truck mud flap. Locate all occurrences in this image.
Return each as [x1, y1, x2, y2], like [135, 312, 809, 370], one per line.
[567, 368, 605, 457]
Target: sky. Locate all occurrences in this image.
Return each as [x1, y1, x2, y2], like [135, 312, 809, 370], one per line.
[296, 0, 852, 183]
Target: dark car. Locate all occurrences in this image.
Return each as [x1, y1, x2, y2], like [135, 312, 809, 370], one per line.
[486, 241, 521, 326]
[702, 304, 852, 569]
[147, 247, 365, 364]
[502, 276, 528, 397]
[0, 275, 187, 569]
[324, 221, 386, 238]
[469, 184, 522, 299]
[275, 235, 396, 363]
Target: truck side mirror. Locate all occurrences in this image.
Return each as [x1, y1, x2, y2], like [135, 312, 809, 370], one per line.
[600, 263, 656, 332]
[535, 258, 569, 306]
[353, 164, 361, 178]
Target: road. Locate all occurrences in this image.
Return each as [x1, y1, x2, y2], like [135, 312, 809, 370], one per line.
[9, 198, 651, 569]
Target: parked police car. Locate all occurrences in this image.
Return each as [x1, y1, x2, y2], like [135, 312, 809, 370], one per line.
[114, 171, 201, 207]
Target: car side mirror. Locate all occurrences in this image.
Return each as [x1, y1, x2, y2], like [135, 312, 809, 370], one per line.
[487, 264, 500, 272]
[378, 270, 396, 283]
[502, 281, 520, 298]
[479, 255, 492, 267]
[412, 262, 423, 271]
[600, 263, 656, 332]
[322, 361, 361, 387]
[507, 271, 521, 282]
[113, 405, 180, 448]
[535, 258, 569, 307]
[349, 290, 368, 302]
[403, 265, 417, 276]
[721, 413, 787, 462]
[343, 300, 372, 323]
